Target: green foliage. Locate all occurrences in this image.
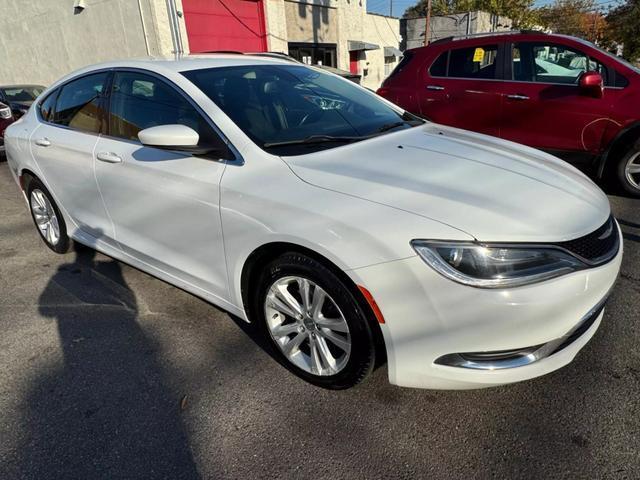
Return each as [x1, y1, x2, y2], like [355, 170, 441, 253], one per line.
[606, 0, 640, 61]
[536, 0, 595, 37]
[403, 0, 539, 28]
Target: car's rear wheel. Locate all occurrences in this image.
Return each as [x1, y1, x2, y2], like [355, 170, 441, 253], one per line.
[27, 178, 70, 254]
[616, 143, 640, 197]
[254, 252, 375, 389]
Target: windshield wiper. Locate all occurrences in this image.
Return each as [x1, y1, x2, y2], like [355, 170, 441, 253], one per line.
[263, 135, 364, 148]
[376, 119, 425, 134]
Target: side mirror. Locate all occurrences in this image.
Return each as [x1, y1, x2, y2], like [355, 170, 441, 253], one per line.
[138, 124, 200, 150]
[138, 124, 233, 159]
[579, 71, 604, 99]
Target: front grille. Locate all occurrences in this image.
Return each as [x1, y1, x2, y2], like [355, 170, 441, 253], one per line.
[556, 215, 619, 265]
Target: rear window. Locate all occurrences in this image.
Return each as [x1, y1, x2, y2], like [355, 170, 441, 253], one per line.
[429, 52, 448, 77]
[385, 50, 414, 81]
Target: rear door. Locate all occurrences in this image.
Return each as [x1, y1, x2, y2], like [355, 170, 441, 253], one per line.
[500, 41, 618, 161]
[29, 71, 116, 244]
[93, 70, 231, 301]
[419, 42, 504, 136]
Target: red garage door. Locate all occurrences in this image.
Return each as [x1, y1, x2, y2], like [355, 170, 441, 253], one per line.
[183, 0, 267, 53]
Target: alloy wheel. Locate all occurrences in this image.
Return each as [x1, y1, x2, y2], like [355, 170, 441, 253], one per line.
[264, 276, 351, 376]
[624, 151, 640, 191]
[30, 189, 60, 246]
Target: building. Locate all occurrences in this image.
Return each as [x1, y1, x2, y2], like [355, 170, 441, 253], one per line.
[401, 11, 512, 50]
[0, 0, 401, 90]
[0, 1, 188, 86]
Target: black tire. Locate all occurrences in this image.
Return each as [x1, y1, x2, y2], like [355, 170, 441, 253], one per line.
[26, 177, 71, 254]
[254, 252, 375, 389]
[616, 141, 640, 197]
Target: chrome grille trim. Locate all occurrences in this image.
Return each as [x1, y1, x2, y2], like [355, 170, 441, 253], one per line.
[434, 295, 609, 370]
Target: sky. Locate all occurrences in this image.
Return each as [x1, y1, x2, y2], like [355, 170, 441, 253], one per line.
[367, 0, 615, 18]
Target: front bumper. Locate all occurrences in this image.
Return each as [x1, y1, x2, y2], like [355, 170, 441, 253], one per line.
[349, 228, 623, 390]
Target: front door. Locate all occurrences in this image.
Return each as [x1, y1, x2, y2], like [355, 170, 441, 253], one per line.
[419, 43, 503, 137]
[500, 41, 620, 160]
[93, 70, 230, 300]
[29, 71, 116, 244]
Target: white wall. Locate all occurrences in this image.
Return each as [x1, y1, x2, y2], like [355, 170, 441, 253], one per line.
[0, 0, 187, 86]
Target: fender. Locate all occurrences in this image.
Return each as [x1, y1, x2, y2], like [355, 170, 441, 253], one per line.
[597, 120, 640, 178]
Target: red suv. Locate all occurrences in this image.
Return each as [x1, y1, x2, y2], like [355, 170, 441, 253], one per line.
[378, 31, 640, 196]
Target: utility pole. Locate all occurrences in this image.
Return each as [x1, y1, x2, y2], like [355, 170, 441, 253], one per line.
[424, 0, 432, 46]
[389, 0, 393, 16]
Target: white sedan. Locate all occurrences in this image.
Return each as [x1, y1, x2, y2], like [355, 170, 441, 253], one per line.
[4, 56, 622, 390]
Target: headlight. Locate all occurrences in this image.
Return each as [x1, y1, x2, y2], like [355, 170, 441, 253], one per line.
[411, 241, 586, 288]
[0, 106, 11, 120]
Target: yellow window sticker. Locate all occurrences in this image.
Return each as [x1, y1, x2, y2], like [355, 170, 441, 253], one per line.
[472, 48, 485, 62]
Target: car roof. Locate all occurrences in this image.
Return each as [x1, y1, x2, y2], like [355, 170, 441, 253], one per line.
[0, 84, 46, 89]
[411, 31, 595, 53]
[77, 54, 295, 74]
[44, 54, 302, 91]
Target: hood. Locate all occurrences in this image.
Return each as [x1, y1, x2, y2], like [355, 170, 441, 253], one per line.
[283, 124, 611, 242]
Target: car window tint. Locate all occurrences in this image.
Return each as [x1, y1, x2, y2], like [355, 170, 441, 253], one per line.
[429, 52, 448, 77]
[54, 73, 108, 133]
[40, 90, 58, 122]
[448, 45, 498, 79]
[614, 71, 628, 88]
[108, 71, 218, 145]
[386, 50, 414, 80]
[183, 65, 407, 153]
[513, 43, 609, 85]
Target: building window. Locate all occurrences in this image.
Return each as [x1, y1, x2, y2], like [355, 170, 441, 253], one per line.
[384, 57, 396, 77]
[288, 43, 337, 68]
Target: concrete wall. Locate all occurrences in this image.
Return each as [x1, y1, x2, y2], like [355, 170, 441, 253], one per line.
[401, 11, 512, 50]
[264, 0, 289, 52]
[0, 0, 188, 86]
[285, 1, 338, 43]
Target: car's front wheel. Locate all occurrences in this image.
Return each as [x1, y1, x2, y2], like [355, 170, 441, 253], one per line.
[254, 252, 376, 389]
[27, 177, 70, 253]
[616, 142, 640, 197]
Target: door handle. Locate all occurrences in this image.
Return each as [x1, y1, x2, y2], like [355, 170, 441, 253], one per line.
[34, 138, 51, 147]
[96, 152, 122, 164]
[506, 94, 530, 101]
[427, 85, 445, 91]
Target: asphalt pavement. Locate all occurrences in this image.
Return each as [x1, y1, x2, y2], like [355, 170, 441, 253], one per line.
[0, 162, 639, 479]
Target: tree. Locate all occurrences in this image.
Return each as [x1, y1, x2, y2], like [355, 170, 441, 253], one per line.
[403, 0, 538, 28]
[536, 0, 597, 38]
[606, 0, 640, 61]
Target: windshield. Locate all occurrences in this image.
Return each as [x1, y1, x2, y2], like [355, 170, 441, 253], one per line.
[1, 85, 44, 102]
[182, 65, 420, 154]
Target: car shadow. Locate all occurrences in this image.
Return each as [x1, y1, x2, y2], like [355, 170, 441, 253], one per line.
[14, 242, 200, 479]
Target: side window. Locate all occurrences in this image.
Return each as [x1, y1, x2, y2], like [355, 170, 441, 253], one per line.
[513, 43, 608, 85]
[614, 72, 629, 88]
[54, 72, 109, 133]
[108, 71, 220, 148]
[39, 90, 59, 122]
[448, 45, 498, 79]
[429, 52, 448, 77]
